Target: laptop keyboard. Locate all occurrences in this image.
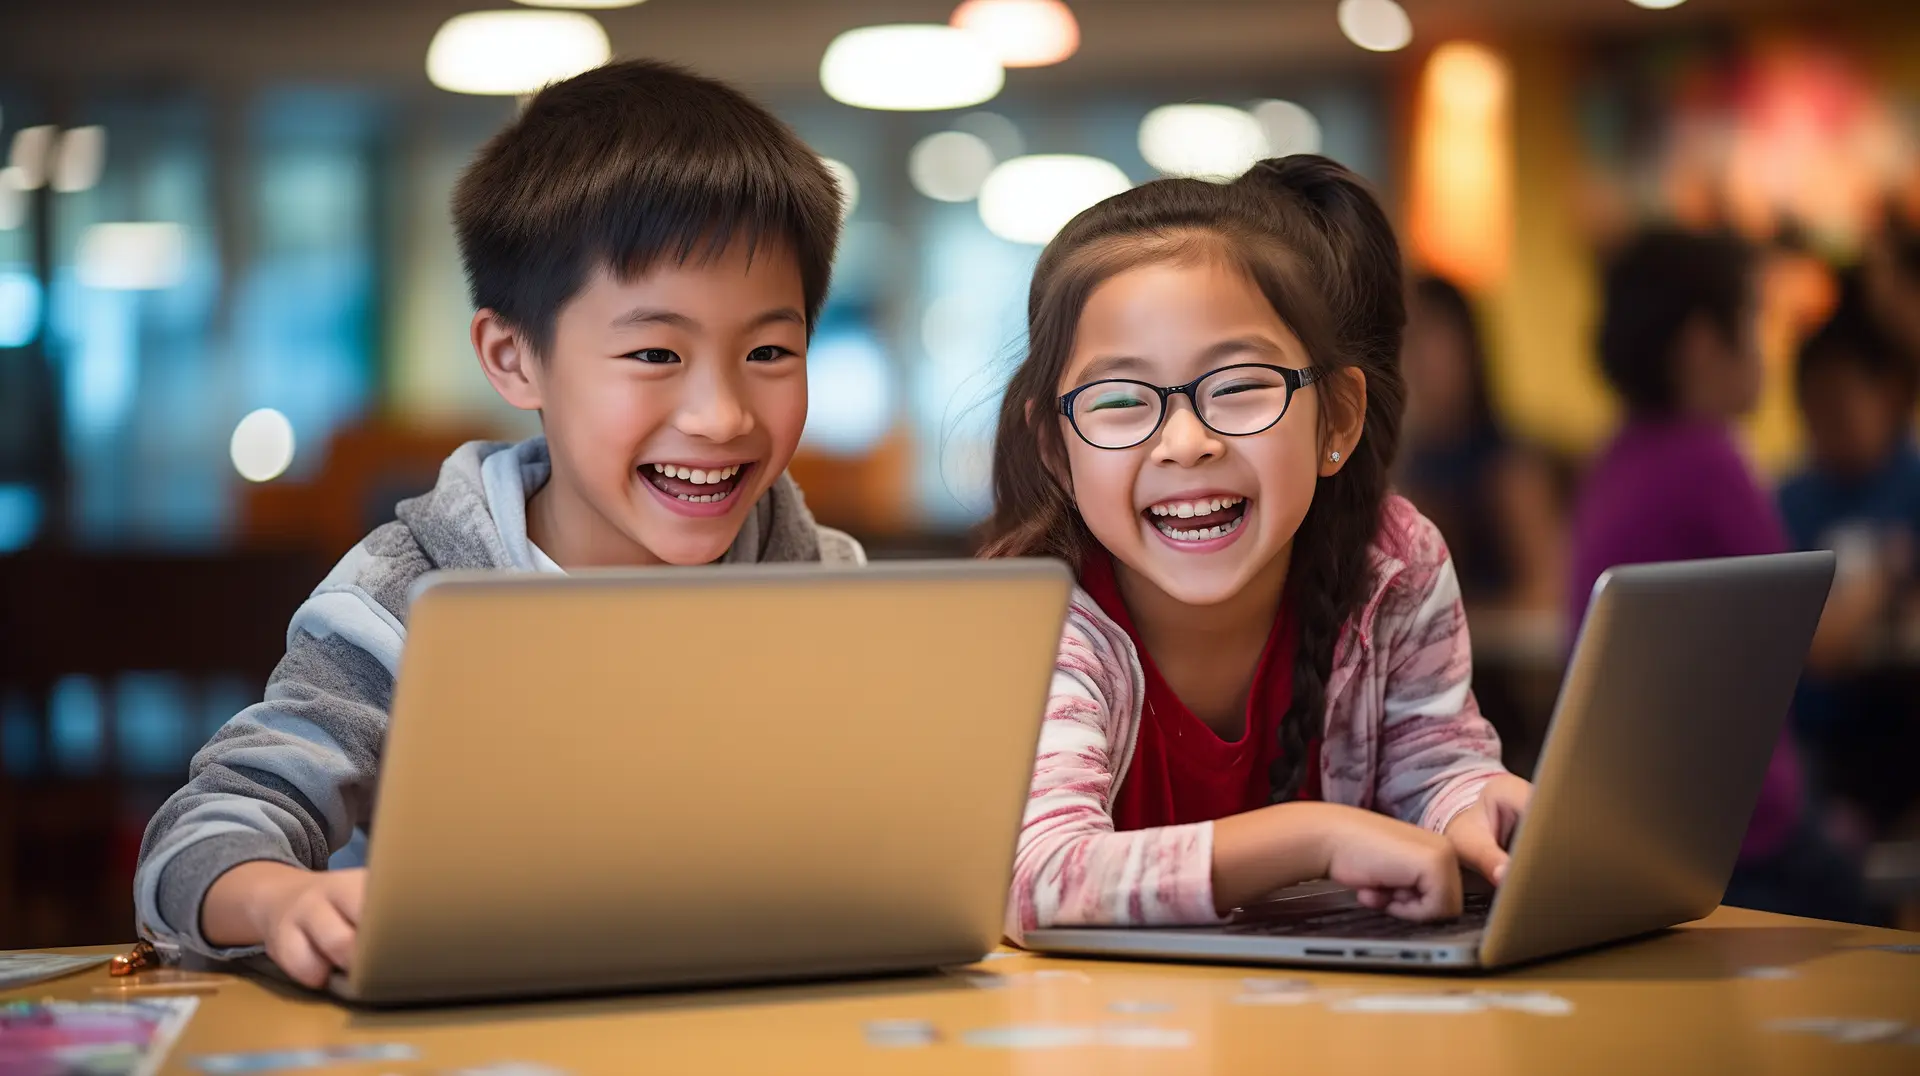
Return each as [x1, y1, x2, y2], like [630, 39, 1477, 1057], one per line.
[1224, 892, 1492, 940]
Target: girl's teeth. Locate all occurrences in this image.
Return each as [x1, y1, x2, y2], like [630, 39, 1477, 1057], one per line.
[1154, 513, 1245, 543]
[1148, 495, 1244, 518]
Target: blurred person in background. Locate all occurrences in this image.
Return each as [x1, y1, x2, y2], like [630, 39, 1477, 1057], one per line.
[1778, 284, 1920, 845]
[1397, 275, 1566, 612]
[1568, 228, 1867, 923]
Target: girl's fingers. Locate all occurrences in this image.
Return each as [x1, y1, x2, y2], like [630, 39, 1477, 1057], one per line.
[304, 906, 358, 973]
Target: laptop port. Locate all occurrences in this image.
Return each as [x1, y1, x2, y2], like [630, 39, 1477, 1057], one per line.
[1303, 948, 1346, 957]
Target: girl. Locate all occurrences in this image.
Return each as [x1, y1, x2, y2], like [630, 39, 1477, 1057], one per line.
[985, 156, 1531, 938]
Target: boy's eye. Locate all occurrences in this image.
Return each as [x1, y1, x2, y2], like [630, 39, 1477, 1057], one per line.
[625, 348, 679, 364]
[747, 345, 795, 363]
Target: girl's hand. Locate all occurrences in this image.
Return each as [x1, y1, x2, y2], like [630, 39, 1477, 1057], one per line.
[1444, 774, 1533, 885]
[1322, 808, 1463, 920]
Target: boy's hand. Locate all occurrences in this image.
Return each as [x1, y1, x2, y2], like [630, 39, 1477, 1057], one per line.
[1323, 809, 1463, 920]
[205, 863, 365, 988]
[1444, 774, 1532, 886]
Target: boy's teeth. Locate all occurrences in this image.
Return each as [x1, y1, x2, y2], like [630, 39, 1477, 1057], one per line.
[1148, 495, 1244, 518]
[650, 463, 741, 485]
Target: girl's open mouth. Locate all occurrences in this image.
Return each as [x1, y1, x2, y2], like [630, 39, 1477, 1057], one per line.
[639, 462, 749, 506]
[1145, 495, 1248, 543]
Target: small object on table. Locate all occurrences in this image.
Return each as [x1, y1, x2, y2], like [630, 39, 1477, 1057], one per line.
[110, 940, 164, 977]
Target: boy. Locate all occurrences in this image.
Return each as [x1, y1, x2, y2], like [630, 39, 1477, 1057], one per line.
[1778, 295, 1919, 840]
[133, 60, 861, 987]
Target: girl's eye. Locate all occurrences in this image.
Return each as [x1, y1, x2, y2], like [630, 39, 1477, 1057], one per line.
[747, 345, 795, 363]
[1087, 392, 1146, 411]
[625, 348, 679, 364]
[1209, 381, 1260, 397]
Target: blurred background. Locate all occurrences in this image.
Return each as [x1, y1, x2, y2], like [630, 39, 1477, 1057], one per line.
[2, 0, 1917, 946]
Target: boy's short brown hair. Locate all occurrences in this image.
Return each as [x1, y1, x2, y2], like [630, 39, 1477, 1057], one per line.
[453, 59, 842, 355]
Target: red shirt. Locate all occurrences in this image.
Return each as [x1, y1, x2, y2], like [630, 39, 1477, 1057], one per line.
[1080, 551, 1319, 832]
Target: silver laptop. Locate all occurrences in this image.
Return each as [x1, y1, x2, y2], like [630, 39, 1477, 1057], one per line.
[1024, 552, 1836, 971]
[328, 559, 1070, 1005]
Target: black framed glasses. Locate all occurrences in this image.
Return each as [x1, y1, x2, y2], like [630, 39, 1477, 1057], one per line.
[1057, 363, 1320, 450]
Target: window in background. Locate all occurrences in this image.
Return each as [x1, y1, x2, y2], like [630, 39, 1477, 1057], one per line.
[0, 92, 51, 551]
[230, 88, 385, 484]
[45, 88, 385, 549]
[48, 96, 221, 547]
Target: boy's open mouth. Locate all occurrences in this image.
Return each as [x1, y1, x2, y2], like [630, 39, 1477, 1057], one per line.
[639, 462, 750, 505]
[1144, 495, 1248, 542]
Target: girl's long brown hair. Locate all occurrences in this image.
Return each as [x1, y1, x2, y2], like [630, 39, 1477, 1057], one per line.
[980, 155, 1408, 803]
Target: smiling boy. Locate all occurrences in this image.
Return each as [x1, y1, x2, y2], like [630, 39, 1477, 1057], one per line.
[133, 60, 861, 987]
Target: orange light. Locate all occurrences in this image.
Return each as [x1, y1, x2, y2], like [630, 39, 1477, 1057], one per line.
[1408, 41, 1514, 289]
[951, 0, 1079, 68]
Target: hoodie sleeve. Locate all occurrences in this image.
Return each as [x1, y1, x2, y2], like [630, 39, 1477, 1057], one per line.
[1005, 604, 1224, 945]
[1370, 554, 1509, 834]
[133, 547, 403, 959]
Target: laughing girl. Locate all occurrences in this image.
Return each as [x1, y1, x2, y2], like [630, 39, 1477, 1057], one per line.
[986, 156, 1530, 939]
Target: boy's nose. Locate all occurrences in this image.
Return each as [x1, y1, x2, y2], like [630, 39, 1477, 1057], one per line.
[674, 368, 757, 443]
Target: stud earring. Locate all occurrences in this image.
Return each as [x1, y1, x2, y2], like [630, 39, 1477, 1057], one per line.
[1329, 450, 1342, 463]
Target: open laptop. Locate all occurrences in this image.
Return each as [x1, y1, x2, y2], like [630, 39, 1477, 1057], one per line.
[326, 559, 1070, 1005]
[1024, 551, 1836, 971]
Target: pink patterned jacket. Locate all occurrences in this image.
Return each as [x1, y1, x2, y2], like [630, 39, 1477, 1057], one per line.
[1006, 495, 1509, 943]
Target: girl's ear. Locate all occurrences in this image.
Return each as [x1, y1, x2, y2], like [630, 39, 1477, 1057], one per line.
[1025, 398, 1074, 494]
[1319, 367, 1368, 477]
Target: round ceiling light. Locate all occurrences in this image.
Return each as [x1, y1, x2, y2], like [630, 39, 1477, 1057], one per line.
[909, 130, 998, 202]
[1337, 0, 1414, 53]
[1138, 103, 1270, 180]
[1249, 100, 1322, 158]
[820, 158, 860, 219]
[426, 10, 611, 96]
[978, 154, 1130, 245]
[230, 408, 297, 483]
[821, 25, 1005, 111]
[949, 0, 1080, 68]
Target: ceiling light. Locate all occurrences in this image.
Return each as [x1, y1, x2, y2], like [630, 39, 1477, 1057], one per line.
[1626, 0, 1688, 8]
[821, 25, 1005, 111]
[1138, 104, 1269, 180]
[8, 126, 57, 191]
[821, 158, 859, 219]
[514, 1, 647, 7]
[978, 154, 1129, 244]
[909, 130, 998, 202]
[51, 126, 106, 194]
[949, 0, 1080, 68]
[230, 408, 297, 483]
[1338, 0, 1413, 53]
[1249, 100, 1322, 158]
[76, 223, 188, 290]
[426, 10, 611, 96]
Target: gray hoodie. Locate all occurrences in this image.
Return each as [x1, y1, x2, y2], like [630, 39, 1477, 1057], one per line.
[134, 437, 864, 958]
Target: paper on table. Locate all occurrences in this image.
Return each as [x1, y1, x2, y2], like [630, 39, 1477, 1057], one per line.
[0, 952, 113, 990]
[0, 997, 200, 1076]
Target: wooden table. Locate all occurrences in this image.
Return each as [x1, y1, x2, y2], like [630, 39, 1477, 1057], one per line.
[7, 907, 1919, 1075]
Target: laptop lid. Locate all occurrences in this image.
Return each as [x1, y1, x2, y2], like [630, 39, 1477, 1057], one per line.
[1478, 551, 1835, 968]
[346, 559, 1071, 1004]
